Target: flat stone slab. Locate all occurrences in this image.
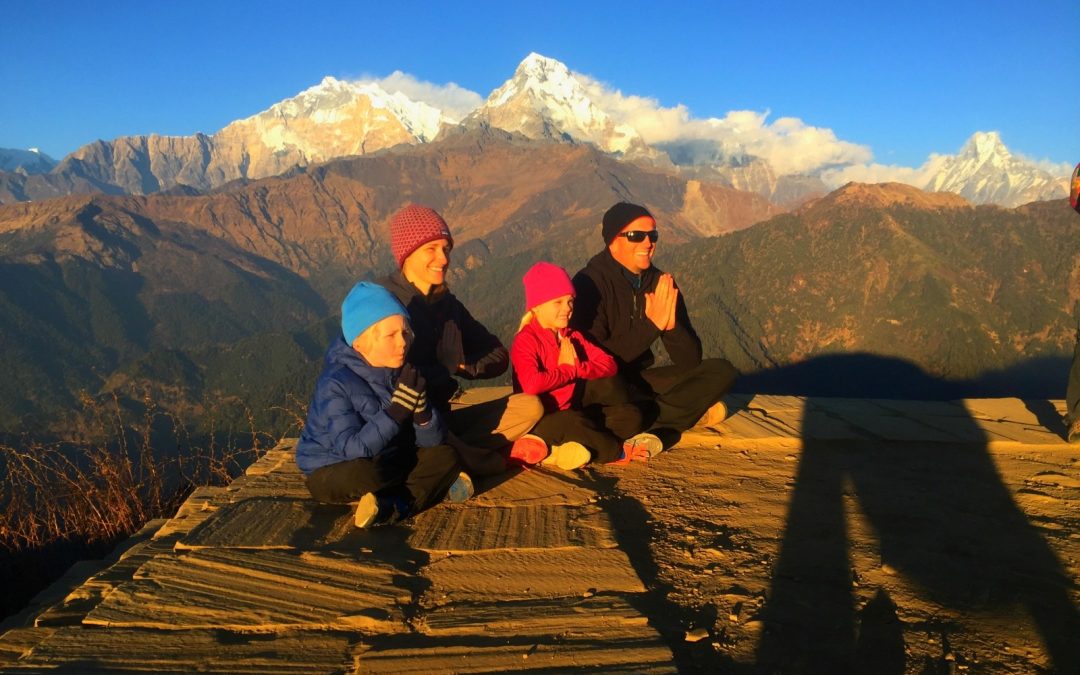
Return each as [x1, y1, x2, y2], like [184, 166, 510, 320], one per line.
[223, 471, 312, 499]
[408, 503, 618, 552]
[84, 548, 409, 632]
[153, 486, 231, 539]
[0, 627, 56, 666]
[355, 634, 676, 673]
[11, 628, 356, 673]
[177, 497, 354, 549]
[473, 466, 598, 507]
[418, 595, 655, 639]
[423, 548, 645, 601]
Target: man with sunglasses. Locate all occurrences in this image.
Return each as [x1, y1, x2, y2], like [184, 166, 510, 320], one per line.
[571, 202, 736, 446]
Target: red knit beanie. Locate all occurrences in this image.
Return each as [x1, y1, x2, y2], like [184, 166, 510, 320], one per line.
[523, 261, 576, 310]
[390, 204, 454, 268]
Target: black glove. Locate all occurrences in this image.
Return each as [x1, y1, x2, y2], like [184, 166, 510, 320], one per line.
[414, 396, 433, 425]
[436, 321, 464, 373]
[387, 364, 427, 424]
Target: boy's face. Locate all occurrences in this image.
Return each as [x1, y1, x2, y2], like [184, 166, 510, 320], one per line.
[354, 314, 411, 368]
[403, 238, 452, 290]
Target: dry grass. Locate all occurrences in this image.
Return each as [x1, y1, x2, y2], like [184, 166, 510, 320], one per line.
[0, 389, 301, 617]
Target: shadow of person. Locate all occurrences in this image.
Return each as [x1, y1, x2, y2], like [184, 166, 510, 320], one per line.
[753, 354, 1079, 674]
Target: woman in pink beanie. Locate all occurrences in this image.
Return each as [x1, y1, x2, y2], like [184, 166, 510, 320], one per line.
[509, 262, 661, 468]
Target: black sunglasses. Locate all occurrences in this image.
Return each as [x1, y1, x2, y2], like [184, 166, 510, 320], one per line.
[618, 230, 659, 243]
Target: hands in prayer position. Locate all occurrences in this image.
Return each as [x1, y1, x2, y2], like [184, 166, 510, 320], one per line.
[557, 332, 578, 367]
[645, 273, 678, 331]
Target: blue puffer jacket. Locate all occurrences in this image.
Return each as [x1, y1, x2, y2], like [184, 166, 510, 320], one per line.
[295, 337, 446, 475]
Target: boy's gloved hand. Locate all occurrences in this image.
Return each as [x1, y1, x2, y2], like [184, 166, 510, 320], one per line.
[387, 364, 427, 424]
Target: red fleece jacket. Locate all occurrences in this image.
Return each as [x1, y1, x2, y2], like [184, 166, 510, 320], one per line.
[510, 318, 616, 412]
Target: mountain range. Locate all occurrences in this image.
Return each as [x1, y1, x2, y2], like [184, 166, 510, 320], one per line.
[0, 123, 1075, 438]
[0, 54, 1069, 209]
[0, 128, 782, 435]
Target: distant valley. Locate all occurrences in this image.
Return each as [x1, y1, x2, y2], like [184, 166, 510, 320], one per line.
[0, 127, 1076, 439]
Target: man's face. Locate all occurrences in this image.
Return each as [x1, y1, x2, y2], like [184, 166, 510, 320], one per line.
[607, 216, 657, 274]
[403, 238, 452, 289]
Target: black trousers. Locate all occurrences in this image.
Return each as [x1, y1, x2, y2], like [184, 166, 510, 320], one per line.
[630, 357, 737, 433]
[530, 376, 647, 464]
[530, 409, 625, 464]
[304, 444, 460, 515]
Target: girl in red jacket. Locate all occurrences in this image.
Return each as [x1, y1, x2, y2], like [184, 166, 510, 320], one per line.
[509, 262, 661, 468]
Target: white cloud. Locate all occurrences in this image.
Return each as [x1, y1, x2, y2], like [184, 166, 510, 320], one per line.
[1014, 153, 1074, 180]
[575, 74, 872, 175]
[819, 155, 948, 189]
[354, 71, 484, 122]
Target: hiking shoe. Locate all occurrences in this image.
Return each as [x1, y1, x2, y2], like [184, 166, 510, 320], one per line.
[695, 400, 728, 428]
[354, 493, 410, 528]
[612, 432, 662, 464]
[1069, 418, 1080, 444]
[446, 471, 475, 503]
[625, 432, 664, 458]
[541, 441, 591, 470]
[508, 433, 549, 465]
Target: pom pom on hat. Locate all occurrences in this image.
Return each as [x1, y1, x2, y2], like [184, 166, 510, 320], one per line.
[341, 281, 409, 345]
[390, 204, 454, 268]
[601, 202, 654, 245]
[522, 261, 575, 310]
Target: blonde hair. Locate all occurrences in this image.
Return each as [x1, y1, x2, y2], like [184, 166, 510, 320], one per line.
[516, 310, 535, 334]
[351, 322, 379, 356]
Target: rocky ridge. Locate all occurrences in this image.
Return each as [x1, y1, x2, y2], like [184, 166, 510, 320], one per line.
[1, 392, 1075, 673]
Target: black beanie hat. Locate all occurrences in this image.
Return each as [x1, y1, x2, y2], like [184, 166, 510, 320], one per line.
[602, 202, 654, 245]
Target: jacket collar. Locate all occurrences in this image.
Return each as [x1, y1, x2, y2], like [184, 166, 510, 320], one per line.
[326, 337, 397, 383]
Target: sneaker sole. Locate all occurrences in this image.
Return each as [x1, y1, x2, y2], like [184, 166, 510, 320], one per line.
[509, 433, 549, 465]
[626, 432, 664, 458]
[354, 493, 379, 529]
[447, 472, 475, 503]
[549, 441, 591, 470]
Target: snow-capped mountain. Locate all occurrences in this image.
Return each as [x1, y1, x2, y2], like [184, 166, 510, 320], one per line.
[218, 76, 449, 166]
[2, 78, 450, 199]
[209, 76, 451, 183]
[921, 132, 1068, 207]
[0, 147, 56, 174]
[1, 55, 1070, 210]
[463, 53, 655, 159]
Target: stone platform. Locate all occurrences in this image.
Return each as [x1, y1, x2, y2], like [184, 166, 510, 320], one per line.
[1, 392, 1076, 673]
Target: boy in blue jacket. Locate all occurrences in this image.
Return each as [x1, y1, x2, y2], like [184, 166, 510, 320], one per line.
[296, 281, 472, 528]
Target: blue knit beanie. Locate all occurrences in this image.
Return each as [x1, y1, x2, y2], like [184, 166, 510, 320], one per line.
[341, 281, 409, 345]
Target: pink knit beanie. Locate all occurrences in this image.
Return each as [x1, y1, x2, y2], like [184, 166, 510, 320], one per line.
[523, 262, 576, 310]
[390, 204, 454, 268]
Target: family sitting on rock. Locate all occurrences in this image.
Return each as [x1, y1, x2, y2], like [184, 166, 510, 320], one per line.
[294, 202, 736, 528]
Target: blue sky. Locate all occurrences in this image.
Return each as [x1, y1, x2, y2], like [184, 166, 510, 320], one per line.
[2, 0, 1077, 172]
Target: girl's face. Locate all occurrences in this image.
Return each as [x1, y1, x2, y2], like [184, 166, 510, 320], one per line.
[355, 314, 411, 368]
[532, 294, 574, 331]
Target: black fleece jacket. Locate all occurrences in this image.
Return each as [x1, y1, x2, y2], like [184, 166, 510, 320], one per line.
[380, 271, 509, 409]
[570, 250, 703, 375]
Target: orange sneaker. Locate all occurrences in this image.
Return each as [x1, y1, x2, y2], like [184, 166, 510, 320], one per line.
[508, 433, 548, 465]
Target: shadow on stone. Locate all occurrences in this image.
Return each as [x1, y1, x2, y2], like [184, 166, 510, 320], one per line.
[754, 353, 1080, 673]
